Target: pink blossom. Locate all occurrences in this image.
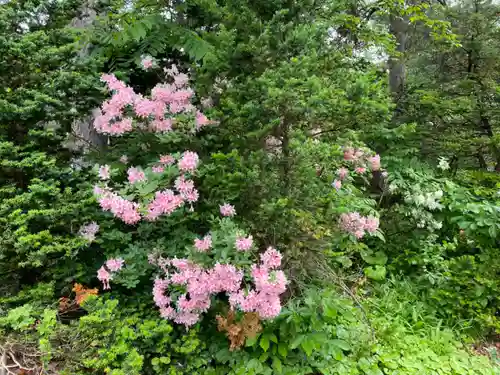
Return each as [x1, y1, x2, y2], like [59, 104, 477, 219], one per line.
[174, 312, 200, 327]
[344, 147, 355, 161]
[171, 88, 194, 103]
[355, 167, 366, 174]
[102, 89, 135, 113]
[98, 165, 110, 180]
[339, 212, 364, 237]
[145, 189, 184, 220]
[178, 151, 199, 173]
[251, 265, 269, 289]
[369, 154, 381, 171]
[79, 222, 99, 242]
[174, 72, 189, 87]
[195, 111, 213, 130]
[182, 189, 199, 203]
[220, 203, 236, 217]
[97, 266, 111, 290]
[256, 294, 282, 319]
[209, 263, 244, 293]
[160, 154, 175, 165]
[94, 77, 138, 136]
[94, 115, 133, 135]
[106, 258, 124, 272]
[170, 258, 191, 271]
[141, 56, 154, 70]
[260, 247, 282, 269]
[337, 167, 348, 180]
[153, 278, 171, 308]
[99, 192, 141, 224]
[354, 230, 365, 239]
[134, 98, 157, 118]
[364, 216, 379, 233]
[93, 185, 104, 196]
[194, 235, 212, 252]
[127, 167, 146, 184]
[339, 212, 378, 239]
[152, 165, 164, 173]
[151, 84, 174, 103]
[152, 101, 166, 119]
[262, 270, 287, 295]
[235, 235, 253, 251]
[332, 179, 342, 190]
[101, 73, 126, 92]
[174, 176, 195, 194]
[152, 118, 172, 132]
[160, 306, 176, 319]
[229, 289, 259, 312]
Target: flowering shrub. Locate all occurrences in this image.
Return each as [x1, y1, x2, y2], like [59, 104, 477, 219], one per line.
[149, 217, 287, 327]
[90, 60, 287, 329]
[339, 212, 379, 239]
[330, 145, 383, 239]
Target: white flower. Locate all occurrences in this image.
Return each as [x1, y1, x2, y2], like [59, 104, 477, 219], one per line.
[426, 199, 440, 210]
[438, 157, 450, 170]
[433, 190, 443, 199]
[79, 222, 99, 242]
[414, 194, 426, 206]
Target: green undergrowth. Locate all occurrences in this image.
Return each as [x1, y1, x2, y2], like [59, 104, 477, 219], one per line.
[0, 282, 498, 375]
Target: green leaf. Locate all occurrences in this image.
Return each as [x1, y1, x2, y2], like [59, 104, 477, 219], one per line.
[289, 334, 305, 349]
[331, 339, 351, 351]
[260, 335, 270, 352]
[272, 356, 283, 373]
[361, 250, 388, 265]
[364, 265, 387, 281]
[137, 180, 159, 196]
[488, 225, 497, 238]
[301, 337, 314, 357]
[268, 333, 278, 343]
[278, 342, 288, 357]
[246, 335, 260, 347]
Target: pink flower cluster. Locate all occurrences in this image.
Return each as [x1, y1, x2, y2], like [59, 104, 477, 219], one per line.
[141, 56, 154, 70]
[127, 167, 146, 184]
[343, 147, 381, 172]
[235, 235, 253, 251]
[95, 65, 213, 136]
[330, 148, 383, 192]
[145, 189, 185, 220]
[220, 203, 236, 217]
[97, 258, 124, 290]
[152, 260, 243, 327]
[97, 190, 141, 225]
[339, 212, 379, 239]
[229, 247, 286, 319]
[151, 246, 286, 327]
[178, 151, 199, 172]
[194, 235, 212, 252]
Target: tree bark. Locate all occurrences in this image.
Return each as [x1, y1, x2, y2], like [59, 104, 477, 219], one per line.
[69, 0, 108, 151]
[388, 14, 409, 100]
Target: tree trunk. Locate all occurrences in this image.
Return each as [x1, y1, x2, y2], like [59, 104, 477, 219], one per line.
[388, 14, 409, 100]
[69, 0, 108, 151]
